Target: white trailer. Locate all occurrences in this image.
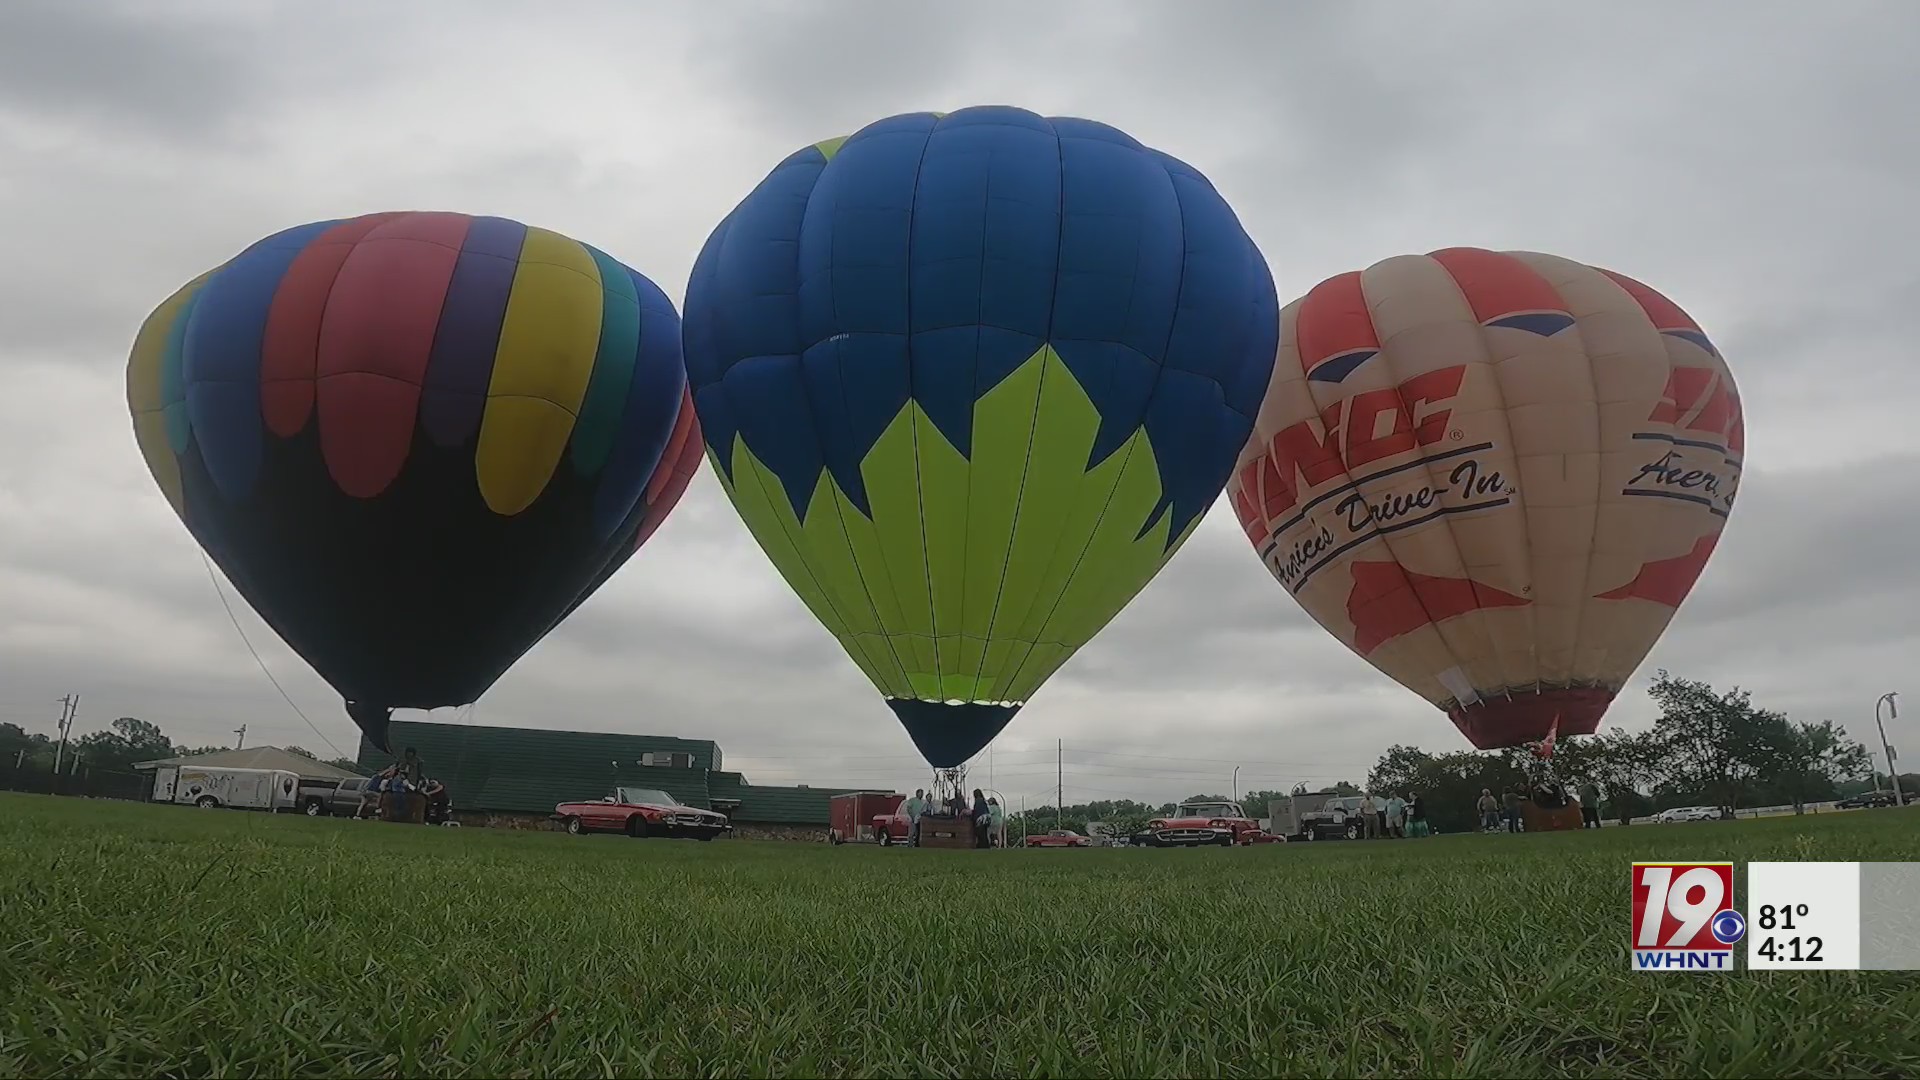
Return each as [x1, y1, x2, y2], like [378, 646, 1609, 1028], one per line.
[153, 765, 300, 811]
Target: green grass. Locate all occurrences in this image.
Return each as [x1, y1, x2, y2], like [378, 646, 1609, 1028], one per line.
[2, 794, 1918, 1078]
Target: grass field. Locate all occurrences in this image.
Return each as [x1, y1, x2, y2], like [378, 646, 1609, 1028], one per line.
[3, 793, 1918, 1078]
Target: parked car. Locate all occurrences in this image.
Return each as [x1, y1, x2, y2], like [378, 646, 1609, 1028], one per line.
[1653, 805, 1721, 823]
[1836, 791, 1902, 809]
[299, 776, 373, 817]
[551, 787, 732, 840]
[1025, 829, 1093, 848]
[1130, 800, 1271, 847]
[1285, 794, 1379, 841]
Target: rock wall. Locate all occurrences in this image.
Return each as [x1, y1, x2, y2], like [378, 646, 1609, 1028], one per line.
[449, 809, 827, 841]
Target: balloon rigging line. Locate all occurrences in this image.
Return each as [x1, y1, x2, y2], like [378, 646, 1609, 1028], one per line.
[199, 551, 346, 759]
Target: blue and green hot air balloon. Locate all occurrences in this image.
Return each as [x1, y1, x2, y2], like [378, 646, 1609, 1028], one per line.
[684, 107, 1277, 767]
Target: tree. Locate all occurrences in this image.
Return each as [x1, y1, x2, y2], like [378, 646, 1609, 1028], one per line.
[1369, 745, 1527, 833]
[285, 745, 316, 759]
[1647, 670, 1785, 817]
[1571, 727, 1666, 824]
[1761, 720, 1872, 812]
[70, 717, 175, 772]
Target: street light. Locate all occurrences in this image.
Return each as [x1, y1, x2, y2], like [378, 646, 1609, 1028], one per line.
[1875, 693, 1903, 804]
[1232, 766, 1241, 804]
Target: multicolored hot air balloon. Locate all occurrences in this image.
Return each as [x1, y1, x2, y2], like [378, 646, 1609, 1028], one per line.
[126, 211, 702, 749]
[1227, 248, 1741, 748]
[684, 106, 1278, 767]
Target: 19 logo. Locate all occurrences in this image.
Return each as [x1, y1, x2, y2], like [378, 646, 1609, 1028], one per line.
[1631, 862, 1742, 971]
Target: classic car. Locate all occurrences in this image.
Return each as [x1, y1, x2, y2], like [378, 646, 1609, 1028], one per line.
[552, 787, 732, 840]
[1025, 829, 1093, 848]
[1652, 805, 1722, 823]
[1130, 800, 1273, 847]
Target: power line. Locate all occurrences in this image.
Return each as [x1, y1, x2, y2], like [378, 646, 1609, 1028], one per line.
[199, 552, 345, 758]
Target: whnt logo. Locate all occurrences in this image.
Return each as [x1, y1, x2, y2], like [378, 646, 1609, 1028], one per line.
[1631, 862, 1740, 973]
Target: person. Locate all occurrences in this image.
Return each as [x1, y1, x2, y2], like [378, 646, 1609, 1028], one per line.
[1358, 792, 1380, 839]
[422, 778, 450, 825]
[904, 788, 926, 846]
[1476, 788, 1499, 832]
[1503, 787, 1523, 833]
[1384, 792, 1407, 838]
[987, 797, 1005, 848]
[1407, 793, 1428, 837]
[388, 747, 425, 822]
[970, 788, 991, 848]
[358, 769, 391, 819]
[1578, 779, 1603, 828]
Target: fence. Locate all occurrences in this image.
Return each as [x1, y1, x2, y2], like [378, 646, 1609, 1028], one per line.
[0, 762, 148, 802]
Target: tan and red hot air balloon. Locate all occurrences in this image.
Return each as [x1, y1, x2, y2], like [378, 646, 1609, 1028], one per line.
[1228, 248, 1740, 748]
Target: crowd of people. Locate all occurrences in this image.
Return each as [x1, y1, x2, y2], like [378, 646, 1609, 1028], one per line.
[898, 786, 1007, 847]
[1347, 776, 1607, 838]
[357, 746, 451, 824]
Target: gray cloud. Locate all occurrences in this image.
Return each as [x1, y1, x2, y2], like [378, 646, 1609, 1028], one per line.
[3, 1, 1917, 806]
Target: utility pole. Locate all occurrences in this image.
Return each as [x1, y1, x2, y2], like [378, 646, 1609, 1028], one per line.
[1233, 765, 1241, 804]
[1056, 739, 1063, 829]
[233, 724, 247, 750]
[51, 694, 78, 774]
[1875, 693, 1902, 803]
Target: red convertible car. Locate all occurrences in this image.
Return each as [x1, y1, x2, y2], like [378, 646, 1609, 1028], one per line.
[1025, 829, 1093, 848]
[552, 787, 732, 841]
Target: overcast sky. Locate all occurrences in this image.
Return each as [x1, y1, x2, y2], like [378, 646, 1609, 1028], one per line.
[2, 0, 1915, 809]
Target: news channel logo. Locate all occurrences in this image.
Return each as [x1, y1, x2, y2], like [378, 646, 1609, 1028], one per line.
[1631, 862, 1744, 971]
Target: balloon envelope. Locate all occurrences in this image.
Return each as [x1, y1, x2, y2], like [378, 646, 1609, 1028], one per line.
[1227, 248, 1740, 747]
[127, 211, 702, 748]
[684, 107, 1277, 766]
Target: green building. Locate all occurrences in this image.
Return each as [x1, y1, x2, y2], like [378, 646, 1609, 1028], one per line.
[356, 720, 865, 834]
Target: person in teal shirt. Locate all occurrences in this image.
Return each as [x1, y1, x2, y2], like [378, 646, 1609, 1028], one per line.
[903, 788, 926, 846]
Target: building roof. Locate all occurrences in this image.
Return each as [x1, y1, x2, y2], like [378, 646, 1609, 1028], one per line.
[134, 746, 363, 781]
[355, 720, 870, 824]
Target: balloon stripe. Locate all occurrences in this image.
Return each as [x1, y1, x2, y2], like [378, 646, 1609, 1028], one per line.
[632, 387, 703, 549]
[128, 273, 213, 517]
[183, 220, 337, 501]
[420, 215, 526, 447]
[160, 286, 201, 454]
[1295, 271, 1380, 379]
[314, 212, 469, 498]
[588, 266, 684, 536]
[476, 228, 602, 515]
[261, 215, 394, 437]
[1428, 246, 1573, 327]
[570, 245, 643, 477]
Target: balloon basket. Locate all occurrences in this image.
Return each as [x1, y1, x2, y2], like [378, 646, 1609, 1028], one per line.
[1521, 800, 1583, 832]
[380, 792, 426, 824]
[916, 814, 977, 850]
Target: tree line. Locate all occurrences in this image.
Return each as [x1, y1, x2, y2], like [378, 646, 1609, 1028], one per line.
[0, 716, 359, 776]
[1002, 673, 1908, 838]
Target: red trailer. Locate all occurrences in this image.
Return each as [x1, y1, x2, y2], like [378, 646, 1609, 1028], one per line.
[828, 791, 906, 845]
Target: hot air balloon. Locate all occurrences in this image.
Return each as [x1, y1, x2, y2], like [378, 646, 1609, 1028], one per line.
[126, 211, 702, 750]
[1227, 248, 1741, 748]
[683, 106, 1278, 767]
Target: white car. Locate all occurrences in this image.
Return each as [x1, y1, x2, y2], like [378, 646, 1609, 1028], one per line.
[1654, 805, 1721, 823]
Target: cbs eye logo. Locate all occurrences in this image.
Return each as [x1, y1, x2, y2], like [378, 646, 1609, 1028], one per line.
[1710, 909, 1747, 945]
